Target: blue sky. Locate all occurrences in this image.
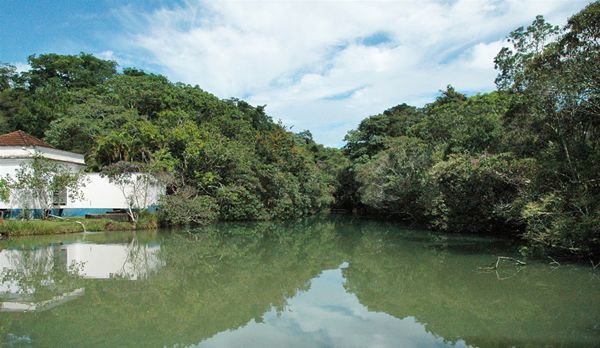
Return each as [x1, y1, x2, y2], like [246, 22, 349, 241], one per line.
[0, 0, 593, 146]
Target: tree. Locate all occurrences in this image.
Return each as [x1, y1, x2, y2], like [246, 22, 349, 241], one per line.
[493, 4, 600, 256]
[4, 156, 86, 218]
[355, 136, 432, 220]
[0, 178, 9, 202]
[343, 103, 422, 160]
[26, 52, 117, 89]
[422, 153, 535, 234]
[101, 161, 160, 227]
[0, 64, 17, 91]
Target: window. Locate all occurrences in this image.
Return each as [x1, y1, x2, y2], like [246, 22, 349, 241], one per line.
[52, 189, 67, 206]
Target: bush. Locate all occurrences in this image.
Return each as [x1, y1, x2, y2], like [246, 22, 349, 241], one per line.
[521, 193, 600, 257]
[355, 137, 431, 220]
[216, 185, 267, 221]
[158, 194, 219, 226]
[422, 153, 535, 234]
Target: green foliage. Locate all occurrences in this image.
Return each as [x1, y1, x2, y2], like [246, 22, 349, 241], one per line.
[422, 153, 535, 234]
[26, 52, 117, 89]
[0, 52, 336, 223]
[343, 103, 422, 160]
[411, 91, 510, 156]
[0, 217, 156, 236]
[355, 136, 432, 220]
[339, 4, 600, 258]
[216, 185, 267, 220]
[45, 94, 137, 154]
[522, 192, 600, 257]
[0, 178, 9, 202]
[4, 156, 86, 218]
[158, 193, 218, 226]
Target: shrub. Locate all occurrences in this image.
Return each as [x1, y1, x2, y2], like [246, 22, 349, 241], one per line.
[422, 153, 536, 234]
[355, 137, 432, 220]
[521, 193, 600, 257]
[216, 185, 267, 221]
[158, 194, 218, 226]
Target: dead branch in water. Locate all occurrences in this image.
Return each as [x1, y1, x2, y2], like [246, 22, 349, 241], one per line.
[478, 256, 526, 271]
[548, 256, 561, 268]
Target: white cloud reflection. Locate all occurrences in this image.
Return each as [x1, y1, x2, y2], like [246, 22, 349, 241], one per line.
[194, 264, 472, 348]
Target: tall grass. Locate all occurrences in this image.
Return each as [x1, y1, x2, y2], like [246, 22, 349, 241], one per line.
[0, 216, 158, 236]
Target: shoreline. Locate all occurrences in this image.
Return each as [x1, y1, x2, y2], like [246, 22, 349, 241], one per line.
[0, 216, 158, 237]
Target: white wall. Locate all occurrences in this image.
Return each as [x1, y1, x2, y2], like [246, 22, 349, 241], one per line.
[68, 173, 162, 210]
[0, 155, 163, 212]
[0, 156, 85, 210]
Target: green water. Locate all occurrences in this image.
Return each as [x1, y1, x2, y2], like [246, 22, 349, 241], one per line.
[0, 216, 599, 347]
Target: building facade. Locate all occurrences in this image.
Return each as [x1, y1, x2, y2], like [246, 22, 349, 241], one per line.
[0, 131, 161, 218]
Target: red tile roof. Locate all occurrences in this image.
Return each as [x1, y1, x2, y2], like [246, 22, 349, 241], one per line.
[0, 130, 55, 148]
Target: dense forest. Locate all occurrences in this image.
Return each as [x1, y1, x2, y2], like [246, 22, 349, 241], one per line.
[340, 2, 599, 258]
[0, 53, 344, 224]
[0, 2, 598, 258]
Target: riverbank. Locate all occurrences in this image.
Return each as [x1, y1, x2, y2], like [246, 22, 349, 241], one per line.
[0, 216, 158, 237]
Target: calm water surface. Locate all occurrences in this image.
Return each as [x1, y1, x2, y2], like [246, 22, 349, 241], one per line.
[0, 216, 599, 347]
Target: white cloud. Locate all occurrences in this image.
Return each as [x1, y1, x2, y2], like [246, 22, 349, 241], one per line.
[97, 50, 115, 60]
[13, 62, 30, 73]
[117, 0, 592, 146]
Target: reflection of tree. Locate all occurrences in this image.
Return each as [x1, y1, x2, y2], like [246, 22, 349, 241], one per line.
[2, 218, 599, 347]
[112, 237, 162, 280]
[341, 224, 600, 348]
[0, 245, 83, 302]
[1, 218, 346, 347]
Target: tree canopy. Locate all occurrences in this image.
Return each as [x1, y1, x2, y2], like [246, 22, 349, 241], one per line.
[0, 55, 342, 222]
[341, 2, 600, 259]
[0, 3, 597, 259]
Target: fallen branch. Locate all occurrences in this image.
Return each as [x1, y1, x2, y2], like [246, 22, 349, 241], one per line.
[49, 214, 86, 233]
[479, 256, 526, 271]
[74, 221, 87, 233]
[548, 256, 561, 267]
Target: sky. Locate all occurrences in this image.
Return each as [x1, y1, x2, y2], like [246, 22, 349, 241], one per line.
[0, 0, 593, 147]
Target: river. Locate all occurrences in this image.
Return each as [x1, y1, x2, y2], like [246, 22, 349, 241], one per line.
[1, 215, 599, 347]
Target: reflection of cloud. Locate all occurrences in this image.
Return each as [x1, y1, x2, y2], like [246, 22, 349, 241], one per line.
[195, 266, 472, 348]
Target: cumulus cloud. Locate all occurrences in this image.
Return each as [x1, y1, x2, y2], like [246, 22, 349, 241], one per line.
[117, 0, 591, 146]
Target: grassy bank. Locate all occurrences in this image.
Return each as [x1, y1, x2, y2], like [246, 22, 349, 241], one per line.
[0, 215, 158, 237]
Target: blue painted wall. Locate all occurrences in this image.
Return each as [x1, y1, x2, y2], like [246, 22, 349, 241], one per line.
[1, 206, 158, 219]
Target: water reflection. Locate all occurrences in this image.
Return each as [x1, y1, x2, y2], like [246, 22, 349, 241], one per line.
[0, 217, 599, 347]
[0, 237, 161, 313]
[63, 241, 161, 280]
[198, 263, 472, 348]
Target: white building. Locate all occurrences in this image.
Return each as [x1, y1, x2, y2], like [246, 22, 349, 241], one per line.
[0, 130, 162, 218]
